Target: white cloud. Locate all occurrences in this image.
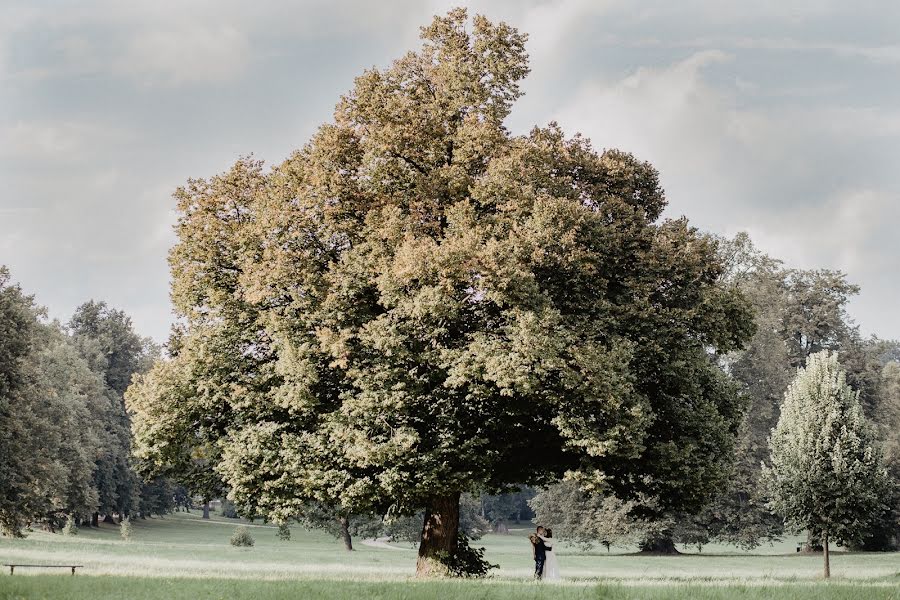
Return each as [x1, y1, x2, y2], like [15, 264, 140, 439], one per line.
[2, 0, 900, 341]
[1, 120, 133, 160]
[713, 37, 900, 64]
[553, 50, 739, 210]
[116, 25, 251, 86]
[553, 48, 900, 337]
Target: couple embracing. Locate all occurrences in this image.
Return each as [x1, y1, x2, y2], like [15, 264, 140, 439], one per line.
[528, 525, 560, 581]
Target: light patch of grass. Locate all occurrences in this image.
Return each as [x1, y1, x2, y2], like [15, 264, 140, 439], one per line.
[2, 575, 900, 600]
[1, 510, 899, 600]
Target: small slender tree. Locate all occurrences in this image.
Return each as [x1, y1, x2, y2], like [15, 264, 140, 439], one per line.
[763, 351, 889, 578]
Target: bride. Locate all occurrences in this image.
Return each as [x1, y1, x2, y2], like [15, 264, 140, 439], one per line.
[539, 529, 561, 581]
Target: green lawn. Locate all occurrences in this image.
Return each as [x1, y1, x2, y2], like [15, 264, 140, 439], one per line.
[1, 511, 898, 599]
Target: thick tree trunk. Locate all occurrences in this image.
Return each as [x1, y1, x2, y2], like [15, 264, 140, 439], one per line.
[338, 515, 353, 551]
[823, 533, 831, 579]
[202, 500, 210, 519]
[639, 535, 680, 554]
[91, 512, 99, 528]
[416, 492, 461, 577]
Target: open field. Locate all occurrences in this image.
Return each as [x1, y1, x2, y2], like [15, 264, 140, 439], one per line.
[1, 511, 898, 599]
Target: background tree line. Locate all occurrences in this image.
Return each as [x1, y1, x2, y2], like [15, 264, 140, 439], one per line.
[530, 233, 900, 553]
[0, 266, 174, 535]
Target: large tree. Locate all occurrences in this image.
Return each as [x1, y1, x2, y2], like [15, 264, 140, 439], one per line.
[763, 351, 889, 578]
[704, 233, 884, 550]
[0, 269, 109, 534]
[0, 267, 50, 534]
[70, 301, 155, 524]
[129, 9, 753, 576]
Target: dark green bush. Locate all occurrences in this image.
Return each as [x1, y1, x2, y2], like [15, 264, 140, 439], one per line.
[435, 533, 497, 578]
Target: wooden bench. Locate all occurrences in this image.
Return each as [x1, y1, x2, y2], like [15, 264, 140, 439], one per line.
[5, 564, 83, 575]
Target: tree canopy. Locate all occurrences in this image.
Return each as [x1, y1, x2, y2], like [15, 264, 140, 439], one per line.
[0, 268, 163, 535]
[763, 351, 889, 577]
[128, 9, 754, 575]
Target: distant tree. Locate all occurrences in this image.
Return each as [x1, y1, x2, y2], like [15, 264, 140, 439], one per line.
[127, 356, 227, 520]
[69, 300, 153, 396]
[849, 359, 900, 550]
[70, 301, 154, 524]
[138, 477, 175, 518]
[763, 351, 890, 578]
[133, 9, 753, 576]
[172, 485, 191, 512]
[709, 233, 880, 551]
[529, 481, 639, 551]
[290, 503, 383, 551]
[220, 499, 239, 519]
[479, 487, 535, 528]
[27, 326, 104, 527]
[0, 269, 102, 534]
[0, 266, 45, 534]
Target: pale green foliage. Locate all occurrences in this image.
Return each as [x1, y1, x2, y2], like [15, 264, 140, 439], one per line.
[290, 503, 382, 542]
[62, 515, 77, 536]
[0, 266, 161, 535]
[70, 301, 154, 518]
[231, 525, 255, 547]
[0, 268, 106, 534]
[529, 481, 640, 550]
[876, 361, 900, 471]
[130, 10, 753, 568]
[708, 233, 882, 550]
[763, 351, 889, 547]
[120, 517, 133, 541]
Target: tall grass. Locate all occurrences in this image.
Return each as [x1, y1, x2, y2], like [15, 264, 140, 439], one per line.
[1, 510, 898, 600]
[2, 576, 899, 600]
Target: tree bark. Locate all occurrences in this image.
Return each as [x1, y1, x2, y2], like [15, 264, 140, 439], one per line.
[338, 515, 353, 551]
[202, 500, 210, 519]
[639, 535, 680, 554]
[91, 512, 99, 528]
[416, 492, 461, 577]
[823, 533, 831, 579]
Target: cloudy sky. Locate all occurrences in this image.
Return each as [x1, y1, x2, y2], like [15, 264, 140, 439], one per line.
[2, 0, 899, 343]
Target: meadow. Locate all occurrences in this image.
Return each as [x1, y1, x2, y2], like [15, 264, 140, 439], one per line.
[1, 511, 898, 599]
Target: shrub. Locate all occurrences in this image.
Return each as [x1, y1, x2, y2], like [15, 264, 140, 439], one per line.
[62, 515, 77, 537]
[230, 525, 254, 547]
[120, 517, 132, 541]
[435, 533, 497, 578]
[277, 523, 291, 541]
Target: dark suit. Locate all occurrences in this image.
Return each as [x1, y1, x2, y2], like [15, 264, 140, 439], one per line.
[531, 535, 546, 579]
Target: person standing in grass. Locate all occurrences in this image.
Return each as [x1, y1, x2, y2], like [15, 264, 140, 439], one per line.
[529, 526, 548, 579]
[539, 528, 560, 581]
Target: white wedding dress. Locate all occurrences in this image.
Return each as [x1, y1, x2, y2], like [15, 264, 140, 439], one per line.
[540, 535, 560, 581]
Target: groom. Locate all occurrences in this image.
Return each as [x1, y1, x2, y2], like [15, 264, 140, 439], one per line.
[528, 526, 547, 579]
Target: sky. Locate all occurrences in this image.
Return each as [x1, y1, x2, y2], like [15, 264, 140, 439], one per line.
[2, 0, 899, 343]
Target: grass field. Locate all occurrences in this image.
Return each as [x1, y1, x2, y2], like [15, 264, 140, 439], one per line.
[1, 510, 898, 599]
